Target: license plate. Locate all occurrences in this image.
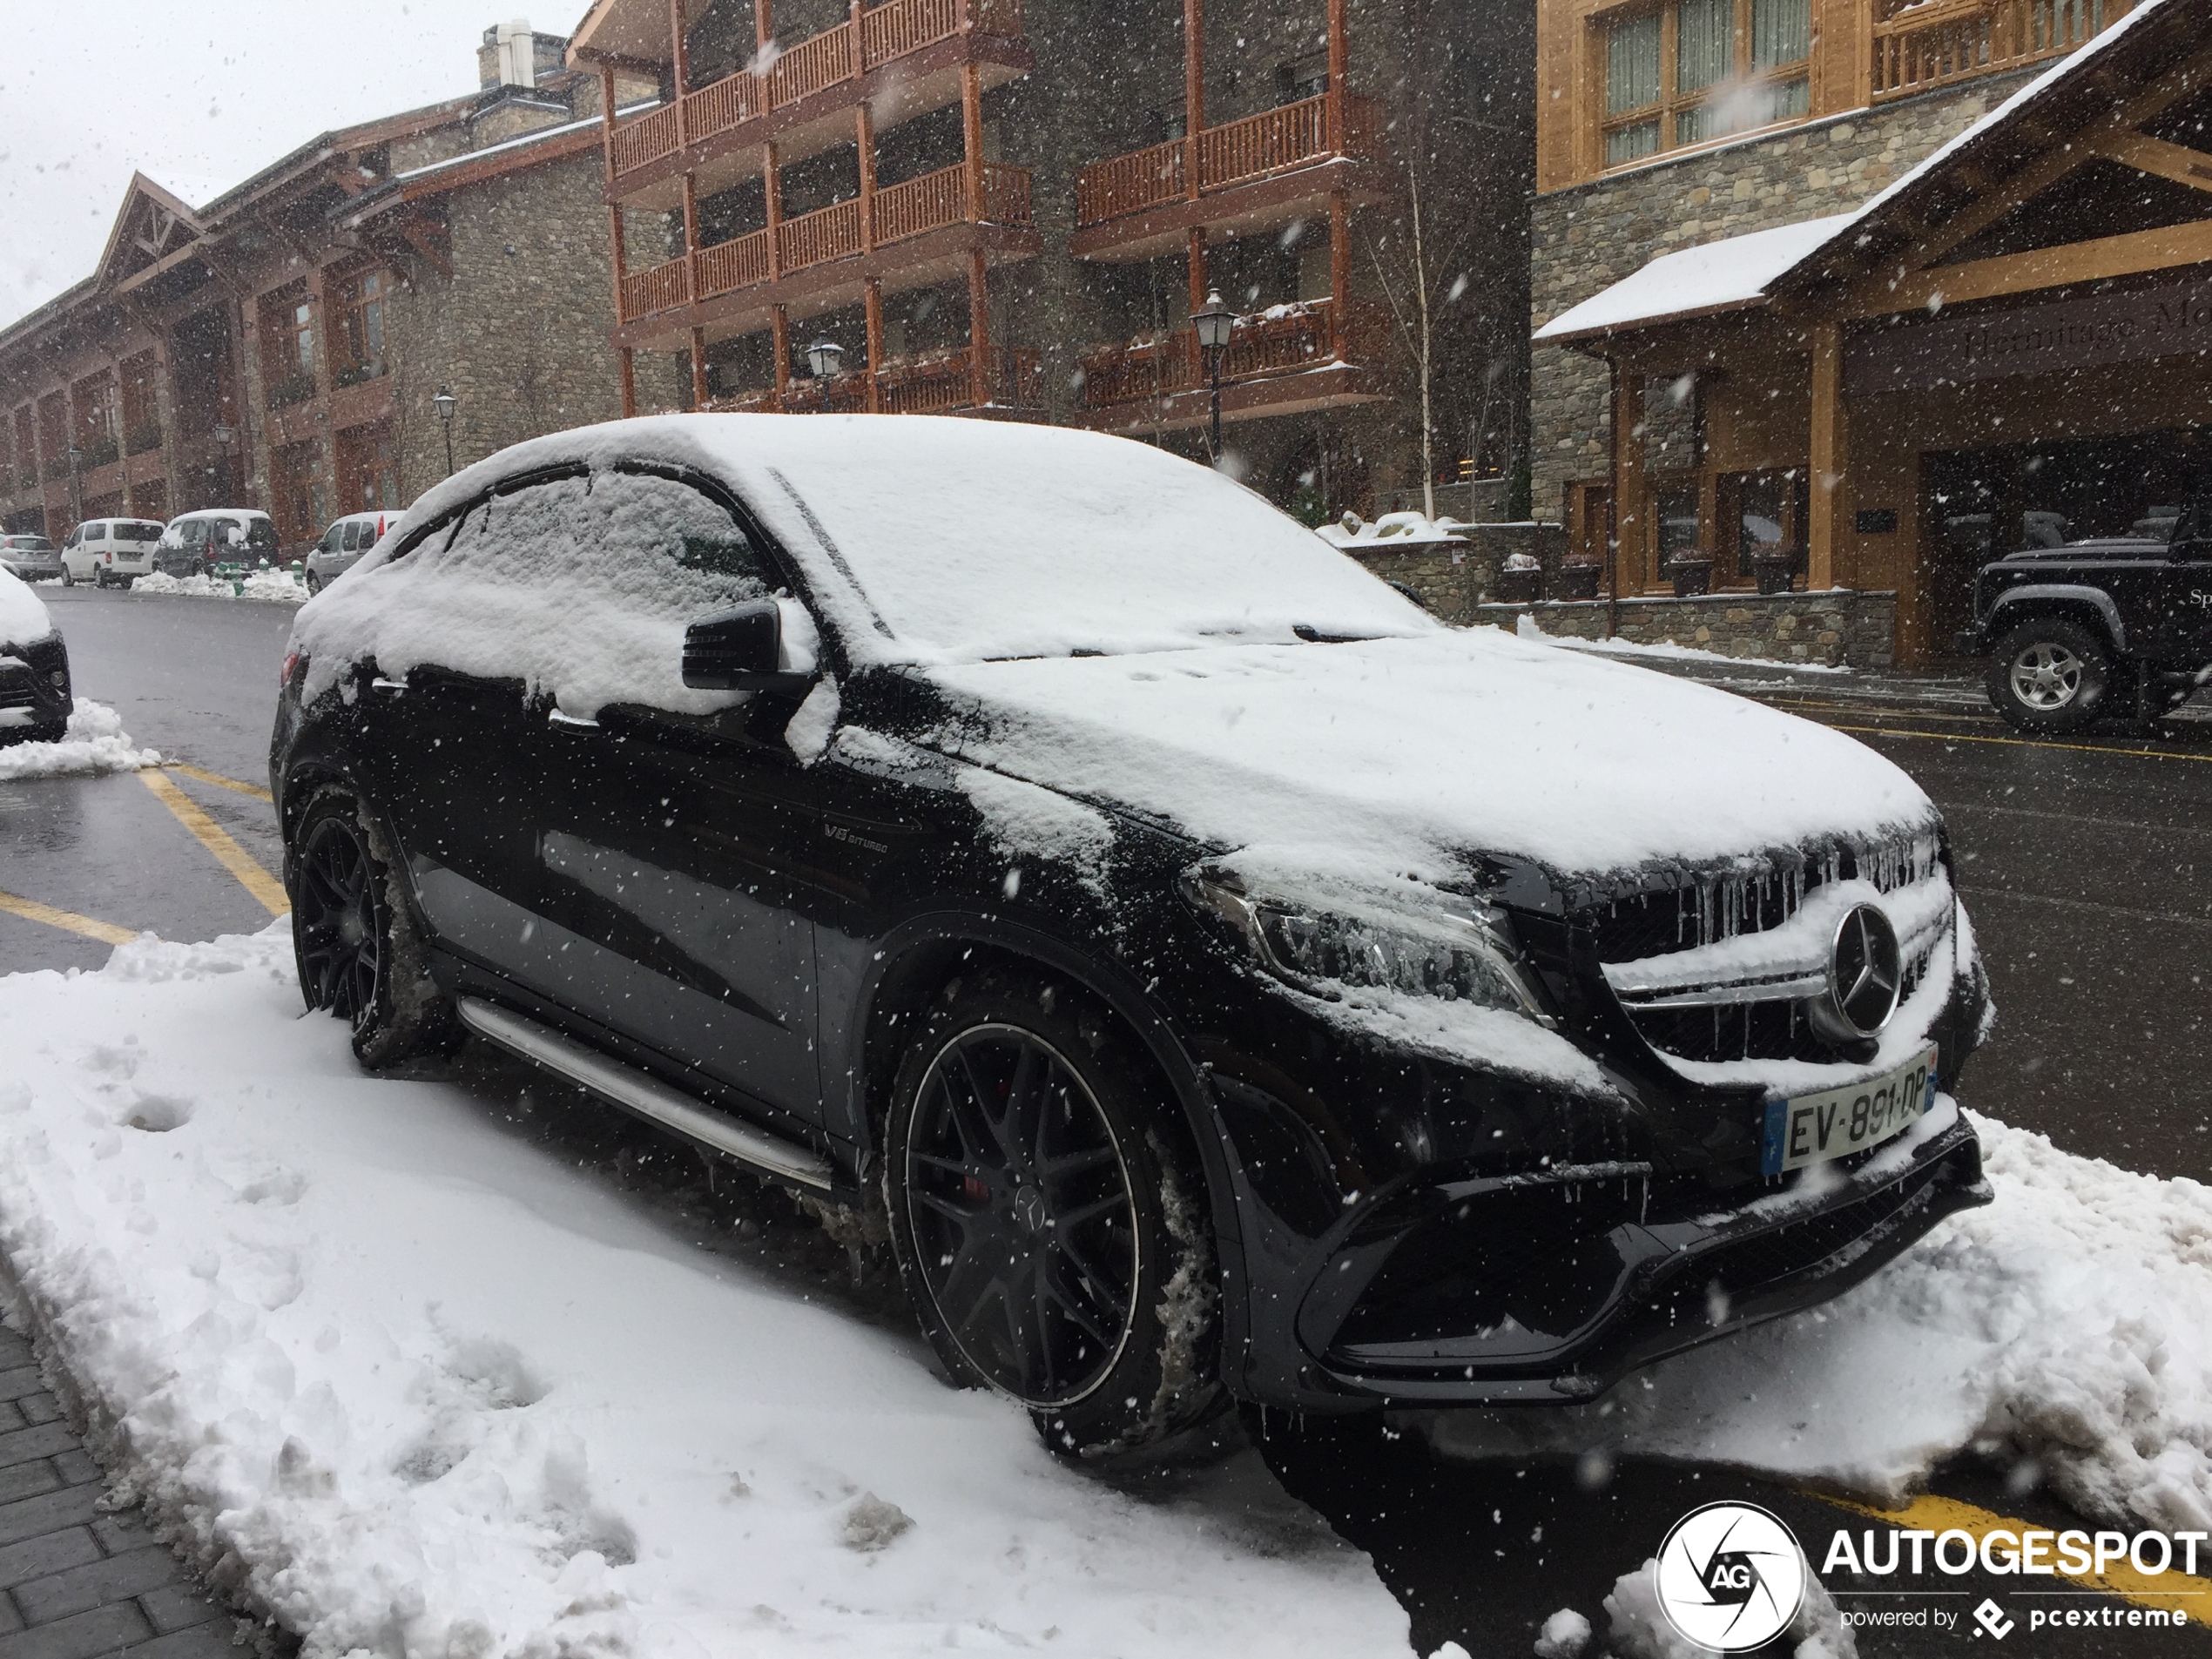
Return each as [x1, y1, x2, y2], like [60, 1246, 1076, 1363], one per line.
[1761, 1047, 1939, 1176]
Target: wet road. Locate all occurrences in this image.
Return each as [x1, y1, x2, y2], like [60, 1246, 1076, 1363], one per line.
[4, 593, 2210, 1655]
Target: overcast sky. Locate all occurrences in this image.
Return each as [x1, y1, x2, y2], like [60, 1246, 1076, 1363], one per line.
[0, 0, 540, 323]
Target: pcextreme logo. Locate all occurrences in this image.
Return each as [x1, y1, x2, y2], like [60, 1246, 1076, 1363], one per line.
[1655, 1502, 1806, 1652]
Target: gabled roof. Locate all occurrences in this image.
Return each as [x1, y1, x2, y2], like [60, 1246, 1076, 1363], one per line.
[89, 175, 205, 293]
[1534, 0, 2207, 347]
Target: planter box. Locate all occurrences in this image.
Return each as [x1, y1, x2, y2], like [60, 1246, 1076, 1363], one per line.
[1668, 558, 1714, 598]
[1554, 562, 1602, 601]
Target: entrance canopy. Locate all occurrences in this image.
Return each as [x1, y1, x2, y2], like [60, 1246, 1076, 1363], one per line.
[1532, 0, 2212, 665]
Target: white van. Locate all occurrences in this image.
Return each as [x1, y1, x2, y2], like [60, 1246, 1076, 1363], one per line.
[61, 519, 165, 588]
[304, 509, 406, 594]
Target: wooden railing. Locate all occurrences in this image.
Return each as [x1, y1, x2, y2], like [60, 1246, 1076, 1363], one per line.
[698, 229, 772, 299]
[778, 197, 864, 273]
[875, 165, 971, 244]
[1076, 299, 1380, 409]
[620, 257, 691, 320]
[1075, 93, 1376, 227]
[608, 0, 1027, 185]
[1871, 0, 2129, 101]
[716, 347, 1042, 415]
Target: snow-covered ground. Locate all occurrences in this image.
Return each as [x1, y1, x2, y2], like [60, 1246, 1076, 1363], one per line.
[0, 698, 159, 781]
[0, 925, 1413, 1659]
[134, 570, 307, 605]
[1514, 613, 1853, 676]
[1431, 1114, 2212, 1534]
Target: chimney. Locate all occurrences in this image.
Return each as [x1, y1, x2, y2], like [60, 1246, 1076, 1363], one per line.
[496, 19, 537, 89]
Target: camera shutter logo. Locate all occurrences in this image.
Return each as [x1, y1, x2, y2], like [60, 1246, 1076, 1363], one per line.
[1654, 1502, 1806, 1652]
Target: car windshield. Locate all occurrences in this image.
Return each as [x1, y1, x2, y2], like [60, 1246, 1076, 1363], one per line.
[7, 537, 55, 552]
[711, 419, 1433, 664]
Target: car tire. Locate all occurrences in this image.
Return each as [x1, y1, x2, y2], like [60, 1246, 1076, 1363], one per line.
[1987, 618, 2112, 733]
[305, 572, 321, 595]
[60, 569, 74, 588]
[882, 967, 1224, 1460]
[289, 786, 456, 1069]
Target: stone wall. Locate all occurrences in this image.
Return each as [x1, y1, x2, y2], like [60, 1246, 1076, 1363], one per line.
[1343, 523, 1561, 622]
[1474, 588, 1898, 668]
[1527, 71, 2043, 523]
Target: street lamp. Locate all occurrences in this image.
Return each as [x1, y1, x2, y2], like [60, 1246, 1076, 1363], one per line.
[432, 386, 459, 477]
[211, 424, 236, 506]
[805, 335, 846, 381]
[1190, 290, 1236, 466]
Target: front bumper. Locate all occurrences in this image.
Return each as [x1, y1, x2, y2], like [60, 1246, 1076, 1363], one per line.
[1290, 1107, 1985, 1406]
[0, 634, 72, 732]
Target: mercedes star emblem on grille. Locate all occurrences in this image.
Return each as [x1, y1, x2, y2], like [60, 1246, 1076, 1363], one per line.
[1811, 903, 1903, 1042]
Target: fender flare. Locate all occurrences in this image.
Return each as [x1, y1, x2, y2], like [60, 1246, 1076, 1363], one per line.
[1986, 584, 2128, 654]
[843, 910, 1253, 1386]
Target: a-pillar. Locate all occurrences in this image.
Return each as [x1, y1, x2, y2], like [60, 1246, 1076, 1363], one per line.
[1808, 320, 1845, 590]
[772, 306, 792, 411]
[865, 279, 884, 415]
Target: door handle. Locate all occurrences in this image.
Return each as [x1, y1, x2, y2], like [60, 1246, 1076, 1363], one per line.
[371, 677, 408, 695]
[548, 709, 601, 730]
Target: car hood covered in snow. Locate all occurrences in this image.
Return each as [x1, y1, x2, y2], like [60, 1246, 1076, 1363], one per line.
[910, 627, 1937, 884]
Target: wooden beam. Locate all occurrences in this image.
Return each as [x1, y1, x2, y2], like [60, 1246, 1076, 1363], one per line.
[857, 104, 876, 253]
[1851, 217, 2212, 316]
[1326, 0, 1347, 152]
[619, 347, 637, 419]
[395, 216, 454, 282]
[691, 325, 709, 409]
[2096, 129, 2212, 193]
[1329, 192, 1351, 359]
[771, 305, 791, 408]
[961, 62, 985, 224]
[764, 143, 783, 280]
[865, 277, 884, 414]
[1187, 226, 1209, 320]
[968, 249, 991, 410]
[668, 0, 691, 103]
[1807, 321, 1843, 591]
[757, 0, 772, 51]
[1184, 0, 1204, 148]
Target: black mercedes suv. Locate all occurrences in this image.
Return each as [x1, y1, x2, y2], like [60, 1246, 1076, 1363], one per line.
[273, 416, 1990, 1456]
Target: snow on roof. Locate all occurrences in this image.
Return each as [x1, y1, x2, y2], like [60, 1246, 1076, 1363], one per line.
[1533, 214, 1856, 342]
[389, 100, 660, 182]
[1534, 0, 2180, 345]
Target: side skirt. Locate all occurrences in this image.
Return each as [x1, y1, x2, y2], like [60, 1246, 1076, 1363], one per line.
[455, 995, 835, 1193]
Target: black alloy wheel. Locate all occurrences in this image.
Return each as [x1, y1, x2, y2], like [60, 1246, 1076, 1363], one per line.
[288, 786, 454, 1067]
[884, 969, 1223, 1457]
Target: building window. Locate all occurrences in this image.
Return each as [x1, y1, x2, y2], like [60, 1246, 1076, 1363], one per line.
[332, 270, 390, 388]
[263, 288, 320, 409]
[1602, 0, 1811, 167]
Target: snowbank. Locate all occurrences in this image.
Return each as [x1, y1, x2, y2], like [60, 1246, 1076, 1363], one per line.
[0, 566, 51, 644]
[0, 927, 1414, 1659]
[1514, 613, 1852, 676]
[133, 570, 308, 605]
[0, 698, 159, 780]
[1316, 511, 1468, 550]
[1432, 1112, 2212, 1534]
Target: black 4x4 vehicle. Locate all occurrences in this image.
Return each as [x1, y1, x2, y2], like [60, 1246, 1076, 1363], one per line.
[275, 416, 1991, 1457]
[1958, 505, 2212, 732]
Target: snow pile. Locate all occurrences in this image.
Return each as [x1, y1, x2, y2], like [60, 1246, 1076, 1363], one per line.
[1534, 1607, 1592, 1658]
[1433, 1112, 2212, 1534]
[1603, 1558, 1853, 1659]
[134, 570, 308, 604]
[0, 698, 160, 780]
[1514, 613, 1851, 675]
[0, 566, 51, 645]
[0, 927, 1414, 1659]
[1317, 511, 1468, 550]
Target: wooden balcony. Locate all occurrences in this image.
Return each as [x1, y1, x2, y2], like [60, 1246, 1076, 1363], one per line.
[605, 0, 1033, 210]
[1871, 0, 2134, 103]
[618, 161, 1034, 339]
[1072, 298, 1393, 432]
[1069, 94, 1387, 261]
[705, 346, 1042, 415]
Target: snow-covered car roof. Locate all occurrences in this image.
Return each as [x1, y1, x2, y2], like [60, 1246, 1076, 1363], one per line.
[0, 567, 54, 648]
[320, 415, 1435, 671]
[169, 508, 273, 523]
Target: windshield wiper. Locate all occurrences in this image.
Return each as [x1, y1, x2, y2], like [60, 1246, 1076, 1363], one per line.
[1293, 624, 1381, 644]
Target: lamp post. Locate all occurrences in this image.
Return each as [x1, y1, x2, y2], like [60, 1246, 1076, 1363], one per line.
[1190, 290, 1236, 467]
[805, 334, 846, 385]
[432, 386, 459, 477]
[210, 423, 236, 509]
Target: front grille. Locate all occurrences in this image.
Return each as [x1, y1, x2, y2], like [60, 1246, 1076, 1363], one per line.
[1586, 830, 1949, 1066]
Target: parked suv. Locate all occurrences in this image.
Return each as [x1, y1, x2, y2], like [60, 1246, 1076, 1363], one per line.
[61, 518, 165, 588]
[1956, 504, 2212, 732]
[153, 509, 280, 579]
[0, 567, 72, 744]
[0, 535, 63, 583]
[274, 417, 1990, 1454]
[304, 509, 404, 594]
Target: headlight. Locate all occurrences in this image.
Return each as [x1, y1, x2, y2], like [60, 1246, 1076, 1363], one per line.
[1181, 868, 1554, 1024]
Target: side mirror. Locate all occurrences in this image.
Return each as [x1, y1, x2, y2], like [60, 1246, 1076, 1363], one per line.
[683, 599, 816, 693]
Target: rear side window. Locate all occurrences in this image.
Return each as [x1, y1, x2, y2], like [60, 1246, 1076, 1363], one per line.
[342, 523, 363, 552]
[119, 522, 162, 543]
[182, 521, 208, 546]
[247, 520, 278, 552]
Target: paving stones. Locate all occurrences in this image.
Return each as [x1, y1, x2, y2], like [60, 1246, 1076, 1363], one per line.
[0, 1321, 239, 1659]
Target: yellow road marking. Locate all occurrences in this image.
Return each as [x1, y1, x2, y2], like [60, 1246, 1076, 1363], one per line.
[164, 762, 273, 804]
[1819, 721, 2212, 761]
[1818, 1491, 2212, 1615]
[0, 890, 139, 947]
[138, 770, 289, 916]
